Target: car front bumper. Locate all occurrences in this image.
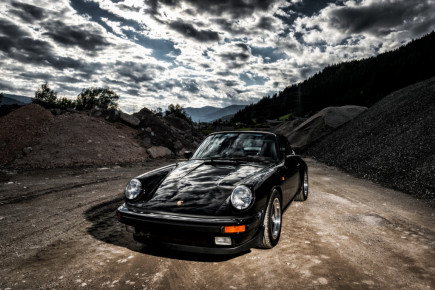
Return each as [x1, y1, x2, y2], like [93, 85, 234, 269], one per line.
[116, 203, 264, 255]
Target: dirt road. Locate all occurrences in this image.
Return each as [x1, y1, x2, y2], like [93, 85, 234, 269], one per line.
[0, 158, 434, 289]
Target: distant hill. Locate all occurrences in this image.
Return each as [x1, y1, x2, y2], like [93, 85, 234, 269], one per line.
[204, 105, 247, 122]
[0, 94, 32, 106]
[1, 96, 25, 106]
[305, 77, 435, 200]
[184, 106, 218, 122]
[233, 31, 435, 124]
[218, 113, 237, 122]
[185, 105, 246, 122]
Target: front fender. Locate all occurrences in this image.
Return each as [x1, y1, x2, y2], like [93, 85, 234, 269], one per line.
[130, 164, 177, 202]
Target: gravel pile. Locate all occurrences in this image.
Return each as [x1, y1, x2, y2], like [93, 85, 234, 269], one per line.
[276, 106, 367, 151]
[13, 112, 148, 168]
[0, 104, 54, 165]
[305, 77, 435, 200]
[0, 104, 203, 169]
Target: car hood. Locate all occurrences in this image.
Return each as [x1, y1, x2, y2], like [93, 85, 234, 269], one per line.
[138, 159, 271, 215]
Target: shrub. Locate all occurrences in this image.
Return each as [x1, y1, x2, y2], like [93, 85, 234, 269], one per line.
[33, 83, 57, 107]
[165, 104, 192, 124]
[76, 87, 119, 110]
[56, 97, 76, 110]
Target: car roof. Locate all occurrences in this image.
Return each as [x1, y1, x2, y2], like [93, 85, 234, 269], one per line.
[209, 131, 277, 137]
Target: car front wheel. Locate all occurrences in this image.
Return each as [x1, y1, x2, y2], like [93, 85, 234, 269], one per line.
[259, 189, 282, 249]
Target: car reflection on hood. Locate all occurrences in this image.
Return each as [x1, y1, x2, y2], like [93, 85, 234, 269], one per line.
[133, 158, 275, 216]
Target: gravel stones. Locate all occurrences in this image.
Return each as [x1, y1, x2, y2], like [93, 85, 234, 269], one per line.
[0, 104, 54, 165]
[285, 106, 367, 151]
[12, 113, 148, 168]
[305, 77, 435, 200]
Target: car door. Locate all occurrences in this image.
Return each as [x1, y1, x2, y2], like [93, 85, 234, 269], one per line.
[277, 135, 301, 205]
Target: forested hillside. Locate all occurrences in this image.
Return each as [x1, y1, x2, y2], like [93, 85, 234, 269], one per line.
[233, 31, 435, 124]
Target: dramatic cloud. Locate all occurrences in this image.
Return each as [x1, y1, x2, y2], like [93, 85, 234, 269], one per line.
[43, 20, 110, 51]
[116, 61, 166, 83]
[183, 0, 276, 16]
[328, 0, 435, 35]
[9, 1, 46, 23]
[145, 0, 277, 17]
[168, 20, 219, 42]
[0, 0, 434, 112]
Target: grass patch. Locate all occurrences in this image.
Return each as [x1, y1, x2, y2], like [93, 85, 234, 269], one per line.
[279, 113, 292, 121]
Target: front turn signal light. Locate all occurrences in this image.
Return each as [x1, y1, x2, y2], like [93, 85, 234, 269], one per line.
[224, 225, 246, 233]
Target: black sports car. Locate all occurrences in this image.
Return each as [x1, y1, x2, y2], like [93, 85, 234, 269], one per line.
[116, 131, 308, 254]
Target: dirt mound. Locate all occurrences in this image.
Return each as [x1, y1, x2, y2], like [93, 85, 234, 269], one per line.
[12, 112, 148, 168]
[1, 103, 204, 169]
[0, 104, 54, 165]
[276, 106, 367, 151]
[306, 77, 435, 200]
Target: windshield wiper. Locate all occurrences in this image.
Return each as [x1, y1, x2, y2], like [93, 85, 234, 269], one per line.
[231, 156, 276, 164]
[201, 156, 241, 165]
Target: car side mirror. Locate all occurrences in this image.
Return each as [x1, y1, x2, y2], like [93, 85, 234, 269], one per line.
[184, 151, 193, 159]
[284, 154, 297, 168]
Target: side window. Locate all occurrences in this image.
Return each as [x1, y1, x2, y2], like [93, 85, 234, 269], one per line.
[278, 136, 293, 156]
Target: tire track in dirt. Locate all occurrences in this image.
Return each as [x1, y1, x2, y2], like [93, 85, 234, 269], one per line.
[0, 176, 125, 205]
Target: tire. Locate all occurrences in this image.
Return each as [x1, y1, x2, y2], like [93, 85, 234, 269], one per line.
[259, 189, 282, 249]
[294, 168, 309, 201]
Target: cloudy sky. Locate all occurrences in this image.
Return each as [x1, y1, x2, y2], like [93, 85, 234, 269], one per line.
[1, 0, 434, 112]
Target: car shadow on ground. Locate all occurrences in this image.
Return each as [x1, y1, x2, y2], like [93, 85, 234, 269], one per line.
[84, 197, 249, 262]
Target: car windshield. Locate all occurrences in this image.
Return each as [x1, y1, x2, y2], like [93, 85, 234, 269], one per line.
[192, 133, 279, 161]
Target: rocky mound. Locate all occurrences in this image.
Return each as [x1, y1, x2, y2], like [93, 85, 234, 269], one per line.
[132, 108, 202, 156]
[276, 105, 367, 151]
[305, 77, 435, 200]
[0, 104, 203, 169]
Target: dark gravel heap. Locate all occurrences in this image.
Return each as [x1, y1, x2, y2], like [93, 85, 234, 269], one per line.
[305, 77, 435, 200]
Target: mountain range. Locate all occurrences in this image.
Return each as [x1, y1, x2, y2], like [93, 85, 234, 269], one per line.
[0, 93, 245, 124]
[0, 94, 32, 106]
[184, 105, 246, 123]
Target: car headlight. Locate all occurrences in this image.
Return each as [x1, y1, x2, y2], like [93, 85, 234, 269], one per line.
[125, 178, 143, 200]
[231, 185, 253, 210]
